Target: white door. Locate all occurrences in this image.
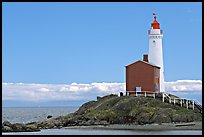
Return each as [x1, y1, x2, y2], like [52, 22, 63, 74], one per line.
[136, 87, 141, 92]
[155, 83, 159, 93]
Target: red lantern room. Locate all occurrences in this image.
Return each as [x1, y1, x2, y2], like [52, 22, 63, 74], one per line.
[151, 13, 160, 29]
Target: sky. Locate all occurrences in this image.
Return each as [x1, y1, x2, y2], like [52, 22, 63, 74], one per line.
[2, 2, 202, 107]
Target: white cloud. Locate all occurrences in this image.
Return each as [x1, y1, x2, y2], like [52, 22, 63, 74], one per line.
[164, 80, 202, 92]
[2, 82, 124, 102]
[38, 88, 50, 92]
[2, 80, 202, 102]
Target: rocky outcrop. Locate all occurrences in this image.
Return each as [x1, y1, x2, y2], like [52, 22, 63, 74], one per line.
[35, 94, 202, 128]
[2, 121, 40, 132]
[2, 94, 202, 132]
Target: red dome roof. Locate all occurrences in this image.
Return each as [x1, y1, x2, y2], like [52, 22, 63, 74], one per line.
[151, 15, 160, 29]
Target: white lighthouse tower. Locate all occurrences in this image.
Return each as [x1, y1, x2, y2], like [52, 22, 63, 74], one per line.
[148, 13, 165, 92]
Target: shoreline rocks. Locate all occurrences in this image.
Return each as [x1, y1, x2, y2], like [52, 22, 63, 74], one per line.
[2, 121, 40, 132]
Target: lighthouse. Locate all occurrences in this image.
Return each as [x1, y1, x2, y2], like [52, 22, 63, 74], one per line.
[125, 13, 165, 95]
[148, 13, 165, 92]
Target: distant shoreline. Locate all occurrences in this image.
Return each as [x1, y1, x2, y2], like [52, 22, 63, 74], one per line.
[63, 122, 202, 131]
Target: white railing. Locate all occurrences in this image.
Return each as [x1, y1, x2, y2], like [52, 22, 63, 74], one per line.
[126, 91, 202, 113]
[126, 91, 156, 98]
[193, 99, 202, 112]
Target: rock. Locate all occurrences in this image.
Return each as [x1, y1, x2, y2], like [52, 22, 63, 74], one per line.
[26, 121, 37, 125]
[2, 121, 12, 127]
[84, 120, 95, 126]
[47, 115, 52, 119]
[2, 121, 40, 132]
[2, 126, 12, 132]
[136, 113, 153, 125]
[25, 124, 40, 132]
[99, 120, 110, 125]
[53, 121, 63, 127]
[63, 118, 77, 127]
[75, 101, 96, 115]
[150, 114, 172, 124]
[172, 114, 187, 123]
[12, 123, 26, 131]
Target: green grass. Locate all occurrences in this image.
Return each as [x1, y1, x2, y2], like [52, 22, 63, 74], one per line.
[85, 107, 117, 121]
[172, 107, 194, 115]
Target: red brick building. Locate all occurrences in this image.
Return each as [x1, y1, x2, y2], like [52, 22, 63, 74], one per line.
[126, 55, 160, 95]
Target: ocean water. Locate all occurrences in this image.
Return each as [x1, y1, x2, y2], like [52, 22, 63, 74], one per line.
[2, 129, 202, 135]
[2, 107, 202, 135]
[2, 106, 79, 124]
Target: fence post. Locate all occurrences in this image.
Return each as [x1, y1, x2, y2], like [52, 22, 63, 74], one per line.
[174, 99, 176, 105]
[162, 93, 164, 102]
[180, 99, 182, 107]
[145, 92, 146, 97]
[193, 100, 194, 110]
[153, 93, 155, 99]
[136, 92, 137, 97]
[186, 100, 188, 109]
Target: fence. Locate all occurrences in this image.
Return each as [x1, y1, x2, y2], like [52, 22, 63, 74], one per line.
[125, 91, 202, 113]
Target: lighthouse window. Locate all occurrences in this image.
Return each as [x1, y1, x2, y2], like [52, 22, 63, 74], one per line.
[152, 40, 156, 47]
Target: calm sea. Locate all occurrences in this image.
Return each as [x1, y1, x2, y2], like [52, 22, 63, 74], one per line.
[2, 129, 202, 135]
[2, 106, 79, 124]
[2, 107, 202, 135]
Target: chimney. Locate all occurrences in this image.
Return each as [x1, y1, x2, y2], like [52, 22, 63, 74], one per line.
[143, 54, 148, 62]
